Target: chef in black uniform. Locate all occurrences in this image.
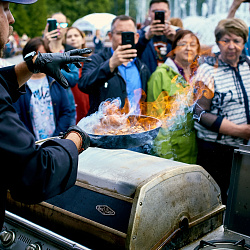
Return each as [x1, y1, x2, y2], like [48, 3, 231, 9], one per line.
[0, 0, 91, 229]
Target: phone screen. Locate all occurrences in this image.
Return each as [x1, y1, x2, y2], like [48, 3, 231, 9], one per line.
[47, 18, 57, 32]
[155, 11, 165, 24]
[122, 32, 135, 49]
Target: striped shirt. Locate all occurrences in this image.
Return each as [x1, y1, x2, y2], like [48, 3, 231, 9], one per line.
[194, 55, 250, 147]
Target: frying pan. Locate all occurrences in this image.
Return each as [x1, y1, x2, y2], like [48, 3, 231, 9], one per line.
[78, 115, 162, 149]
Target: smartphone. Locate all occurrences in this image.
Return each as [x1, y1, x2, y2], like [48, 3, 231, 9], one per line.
[122, 32, 135, 49]
[243, 0, 250, 2]
[47, 18, 57, 32]
[155, 11, 165, 24]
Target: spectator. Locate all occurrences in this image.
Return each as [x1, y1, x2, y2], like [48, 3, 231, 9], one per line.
[93, 29, 103, 54]
[78, 15, 151, 116]
[65, 27, 91, 123]
[3, 35, 15, 58]
[44, 12, 80, 125]
[136, 0, 179, 75]
[13, 31, 20, 47]
[194, 18, 250, 204]
[13, 37, 72, 140]
[20, 33, 29, 48]
[147, 30, 200, 163]
[227, 0, 250, 55]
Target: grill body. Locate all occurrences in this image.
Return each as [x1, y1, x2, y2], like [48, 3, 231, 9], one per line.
[7, 148, 225, 249]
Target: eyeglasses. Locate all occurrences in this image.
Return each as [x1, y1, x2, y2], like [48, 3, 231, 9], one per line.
[111, 31, 135, 36]
[219, 39, 243, 46]
[176, 42, 198, 48]
[57, 22, 68, 28]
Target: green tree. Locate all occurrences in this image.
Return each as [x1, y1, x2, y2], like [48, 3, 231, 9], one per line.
[9, 0, 144, 39]
[47, 0, 114, 25]
[10, 4, 30, 37]
[26, 0, 48, 38]
[10, 1, 48, 38]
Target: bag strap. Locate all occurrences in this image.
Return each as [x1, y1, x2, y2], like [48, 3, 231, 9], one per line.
[243, 56, 250, 124]
[238, 56, 250, 144]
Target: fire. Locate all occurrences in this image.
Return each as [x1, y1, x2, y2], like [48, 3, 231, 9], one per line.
[146, 45, 216, 129]
[78, 60, 215, 136]
[146, 79, 194, 129]
[77, 98, 160, 136]
[147, 81, 214, 128]
[194, 80, 214, 103]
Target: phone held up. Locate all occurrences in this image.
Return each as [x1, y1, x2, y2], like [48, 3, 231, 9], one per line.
[122, 32, 135, 49]
[155, 11, 165, 24]
[47, 18, 57, 38]
[122, 32, 135, 59]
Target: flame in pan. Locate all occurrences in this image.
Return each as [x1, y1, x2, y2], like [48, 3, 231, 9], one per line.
[78, 51, 215, 136]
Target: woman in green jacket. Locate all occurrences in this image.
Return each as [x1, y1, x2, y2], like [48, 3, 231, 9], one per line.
[147, 30, 201, 163]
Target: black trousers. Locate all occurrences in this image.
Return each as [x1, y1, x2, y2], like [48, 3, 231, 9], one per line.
[196, 138, 236, 205]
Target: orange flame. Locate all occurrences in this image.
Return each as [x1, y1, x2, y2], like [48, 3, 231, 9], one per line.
[80, 48, 218, 135]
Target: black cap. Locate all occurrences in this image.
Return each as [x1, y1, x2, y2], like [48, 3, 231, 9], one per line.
[2, 0, 37, 4]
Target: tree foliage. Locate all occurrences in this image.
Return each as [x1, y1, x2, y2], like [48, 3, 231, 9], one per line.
[9, 0, 206, 39]
[10, 0, 47, 38]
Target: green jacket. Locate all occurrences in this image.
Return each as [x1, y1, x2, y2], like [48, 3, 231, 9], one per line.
[147, 59, 197, 164]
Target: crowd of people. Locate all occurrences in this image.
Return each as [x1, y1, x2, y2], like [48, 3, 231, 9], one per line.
[1, 0, 250, 232]
[80, 0, 250, 205]
[3, 31, 29, 58]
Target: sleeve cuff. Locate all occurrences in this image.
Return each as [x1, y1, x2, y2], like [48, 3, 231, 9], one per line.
[210, 116, 224, 132]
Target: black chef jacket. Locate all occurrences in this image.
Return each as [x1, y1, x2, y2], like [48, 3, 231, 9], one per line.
[0, 66, 78, 229]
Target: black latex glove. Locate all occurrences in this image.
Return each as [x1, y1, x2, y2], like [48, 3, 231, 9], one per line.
[62, 125, 90, 154]
[33, 48, 92, 88]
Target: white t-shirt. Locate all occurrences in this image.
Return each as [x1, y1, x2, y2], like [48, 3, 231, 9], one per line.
[27, 76, 55, 140]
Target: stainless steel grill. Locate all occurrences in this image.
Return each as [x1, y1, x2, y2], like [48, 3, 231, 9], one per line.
[1, 211, 90, 250]
[6, 147, 225, 249]
[182, 145, 250, 250]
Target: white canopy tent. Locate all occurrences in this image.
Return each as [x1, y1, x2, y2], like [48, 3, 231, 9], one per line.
[72, 13, 116, 37]
[72, 19, 96, 35]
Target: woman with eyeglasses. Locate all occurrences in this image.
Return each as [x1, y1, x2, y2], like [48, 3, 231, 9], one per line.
[194, 18, 250, 204]
[65, 27, 91, 123]
[44, 12, 80, 126]
[147, 29, 200, 164]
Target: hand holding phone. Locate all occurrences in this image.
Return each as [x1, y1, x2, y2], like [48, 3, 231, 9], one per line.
[47, 18, 57, 39]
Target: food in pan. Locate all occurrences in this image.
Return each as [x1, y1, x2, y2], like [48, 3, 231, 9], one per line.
[90, 101, 158, 135]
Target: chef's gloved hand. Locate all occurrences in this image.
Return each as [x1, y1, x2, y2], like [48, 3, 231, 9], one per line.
[62, 125, 90, 154]
[33, 49, 92, 88]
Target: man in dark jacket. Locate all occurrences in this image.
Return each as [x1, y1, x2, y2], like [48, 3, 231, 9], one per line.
[0, 0, 91, 229]
[79, 15, 151, 116]
[136, 0, 179, 75]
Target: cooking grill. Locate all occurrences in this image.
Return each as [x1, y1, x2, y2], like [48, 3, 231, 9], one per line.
[182, 144, 250, 250]
[6, 146, 225, 249]
[1, 210, 90, 249]
[194, 240, 250, 249]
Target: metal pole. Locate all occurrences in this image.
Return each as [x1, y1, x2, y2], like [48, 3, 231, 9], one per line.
[125, 0, 129, 16]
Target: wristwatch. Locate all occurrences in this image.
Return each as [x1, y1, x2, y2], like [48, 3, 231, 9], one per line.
[24, 51, 38, 73]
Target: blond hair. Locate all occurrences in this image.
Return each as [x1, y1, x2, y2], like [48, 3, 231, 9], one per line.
[170, 17, 183, 29]
[215, 18, 249, 44]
